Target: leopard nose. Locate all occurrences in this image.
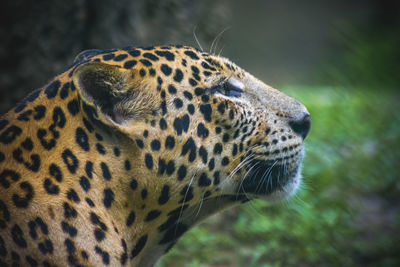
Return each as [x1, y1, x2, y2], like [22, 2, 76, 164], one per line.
[289, 112, 311, 140]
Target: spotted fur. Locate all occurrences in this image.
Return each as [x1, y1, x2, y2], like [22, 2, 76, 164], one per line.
[0, 45, 310, 266]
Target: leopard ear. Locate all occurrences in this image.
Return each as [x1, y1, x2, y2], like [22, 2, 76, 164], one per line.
[72, 62, 158, 125]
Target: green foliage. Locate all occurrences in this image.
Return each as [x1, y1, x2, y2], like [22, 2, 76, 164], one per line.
[320, 25, 400, 90]
[157, 87, 400, 267]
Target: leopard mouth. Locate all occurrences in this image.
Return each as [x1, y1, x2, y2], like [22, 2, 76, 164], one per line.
[237, 154, 303, 199]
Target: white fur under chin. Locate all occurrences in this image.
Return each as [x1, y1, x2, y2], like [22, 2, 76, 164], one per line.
[261, 147, 304, 203]
[263, 164, 302, 202]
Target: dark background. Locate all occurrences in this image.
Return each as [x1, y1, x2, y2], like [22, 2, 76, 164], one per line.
[1, 0, 399, 114]
[1, 1, 399, 266]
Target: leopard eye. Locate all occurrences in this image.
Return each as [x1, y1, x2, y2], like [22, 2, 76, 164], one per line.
[212, 77, 244, 97]
[225, 77, 244, 97]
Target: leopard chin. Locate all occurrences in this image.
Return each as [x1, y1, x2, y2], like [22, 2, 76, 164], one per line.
[238, 148, 304, 202]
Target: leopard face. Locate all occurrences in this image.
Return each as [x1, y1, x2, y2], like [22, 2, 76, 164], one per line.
[0, 45, 310, 266]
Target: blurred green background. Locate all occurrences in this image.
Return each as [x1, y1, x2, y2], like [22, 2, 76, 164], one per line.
[1, 0, 399, 266]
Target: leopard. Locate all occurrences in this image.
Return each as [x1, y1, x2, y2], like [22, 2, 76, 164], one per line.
[0, 45, 310, 266]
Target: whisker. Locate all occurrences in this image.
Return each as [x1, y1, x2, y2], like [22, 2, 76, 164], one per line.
[218, 45, 225, 57]
[281, 159, 288, 186]
[226, 153, 254, 180]
[193, 26, 203, 51]
[195, 192, 206, 218]
[210, 27, 230, 54]
[177, 170, 198, 224]
[221, 144, 263, 190]
[255, 159, 276, 194]
[219, 149, 258, 189]
[237, 160, 261, 201]
[265, 160, 278, 193]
